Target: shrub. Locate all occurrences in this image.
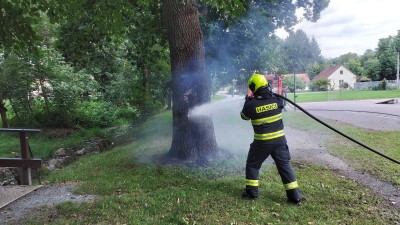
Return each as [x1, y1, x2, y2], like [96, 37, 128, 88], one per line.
[340, 82, 349, 89]
[74, 101, 141, 128]
[372, 79, 387, 90]
[313, 78, 329, 91]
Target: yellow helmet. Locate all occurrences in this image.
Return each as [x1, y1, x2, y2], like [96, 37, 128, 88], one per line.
[248, 74, 268, 93]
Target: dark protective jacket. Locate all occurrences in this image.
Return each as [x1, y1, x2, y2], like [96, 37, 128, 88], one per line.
[240, 91, 286, 145]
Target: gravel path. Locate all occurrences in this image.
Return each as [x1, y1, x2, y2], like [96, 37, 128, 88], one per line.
[0, 183, 96, 224]
[0, 185, 41, 209]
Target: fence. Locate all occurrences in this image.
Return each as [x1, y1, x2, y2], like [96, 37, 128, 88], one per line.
[354, 80, 398, 90]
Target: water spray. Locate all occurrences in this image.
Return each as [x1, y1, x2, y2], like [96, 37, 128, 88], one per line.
[273, 93, 400, 165]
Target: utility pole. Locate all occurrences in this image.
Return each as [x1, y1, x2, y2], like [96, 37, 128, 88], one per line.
[396, 30, 400, 89]
[293, 72, 296, 111]
[397, 51, 399, 88]
[232, 79, 237, 97]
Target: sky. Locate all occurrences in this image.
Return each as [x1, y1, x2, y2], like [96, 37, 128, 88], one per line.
[276, 0, 400, 58]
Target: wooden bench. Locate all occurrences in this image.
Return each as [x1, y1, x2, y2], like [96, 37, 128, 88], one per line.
[0, 128, 42, 185]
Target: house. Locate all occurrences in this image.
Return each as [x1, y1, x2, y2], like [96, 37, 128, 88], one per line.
[312, 65, 358, 90]
[282, 73, 311, 90]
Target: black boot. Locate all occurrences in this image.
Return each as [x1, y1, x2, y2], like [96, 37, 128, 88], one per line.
[242, 188, 258, 200]
[286, 188, 302, 205]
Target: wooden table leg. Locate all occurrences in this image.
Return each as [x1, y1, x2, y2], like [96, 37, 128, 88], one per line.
[19, 132, 31, 185]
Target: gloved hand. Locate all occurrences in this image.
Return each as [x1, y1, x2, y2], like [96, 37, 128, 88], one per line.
[245, 95, 253, 102]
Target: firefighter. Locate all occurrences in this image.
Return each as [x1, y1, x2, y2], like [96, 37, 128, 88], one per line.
[240, 73, 302, 204]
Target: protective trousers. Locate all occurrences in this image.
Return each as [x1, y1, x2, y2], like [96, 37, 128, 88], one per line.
[245, 142, 301, 201]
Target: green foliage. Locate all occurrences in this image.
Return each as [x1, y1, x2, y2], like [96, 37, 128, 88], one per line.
[201, 0, 245, 16]
[0, 51, 38, 123]
[74, 101, 139, 128]
[0, 0, 51, 52]
[202, 1, 329, 86]
[0, 127, 112, 160]
[282, 30, 324, 74]
[376, 36, 397, 80]
[373, 79, 387, 90]
[361, 53, 381, 80]
[306, 62, 326, 80]
[394, 30, 400, 53]
[282, 75, 306, 92]
[0, 1, 171, 129]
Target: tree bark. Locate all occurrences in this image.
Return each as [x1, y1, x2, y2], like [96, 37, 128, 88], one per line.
[162, 0, 218, 162]
[0, 98, 9, 128]
[39, 78, 50, 111]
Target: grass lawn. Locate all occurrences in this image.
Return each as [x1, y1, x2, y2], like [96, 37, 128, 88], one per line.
[286, 89, 400, 103]
[283, 111, 400, 187]
[0, 128, 116, 159]
[23, 110, 399, 224]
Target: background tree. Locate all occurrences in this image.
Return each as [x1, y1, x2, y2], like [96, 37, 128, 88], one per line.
[282, 30, 324, 74]
[125, 1, 170, 119]
[312, 78, 329, 91]
[376, 36, 397, 80]
[306, 62, 327, 80]
[360, 49, 380, 80]
[282, 75, 306, 92]
[329, 52, 363, 76]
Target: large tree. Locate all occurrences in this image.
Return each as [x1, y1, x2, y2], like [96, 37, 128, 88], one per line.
[162, 0, 218, 161]
[161, 0, 329, 161]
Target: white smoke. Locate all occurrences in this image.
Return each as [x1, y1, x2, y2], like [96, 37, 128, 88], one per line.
[189, 95, 253, 156]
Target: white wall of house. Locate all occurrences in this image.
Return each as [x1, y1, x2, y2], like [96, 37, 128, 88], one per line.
[328, 66, 357, 90]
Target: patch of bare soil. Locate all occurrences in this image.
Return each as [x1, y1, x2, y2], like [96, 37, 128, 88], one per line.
[285, 124, 400, 211]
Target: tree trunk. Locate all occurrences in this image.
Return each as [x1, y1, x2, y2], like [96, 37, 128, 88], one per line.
[39, 78, 50, 111]
[162, 0, 219, 162]
[0, 98, 9, 128]
[141, 66, 150, 120]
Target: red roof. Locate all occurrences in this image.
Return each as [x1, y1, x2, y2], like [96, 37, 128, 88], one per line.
[312, 64, 342, 81]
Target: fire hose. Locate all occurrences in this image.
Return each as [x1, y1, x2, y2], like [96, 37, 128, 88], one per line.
[273, 93, 400, 165]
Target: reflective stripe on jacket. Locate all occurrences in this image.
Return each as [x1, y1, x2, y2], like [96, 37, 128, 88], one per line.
[241, 95, 286, 145]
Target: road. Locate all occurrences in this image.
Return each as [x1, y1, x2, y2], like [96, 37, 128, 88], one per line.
[297, 99, 400, 131]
